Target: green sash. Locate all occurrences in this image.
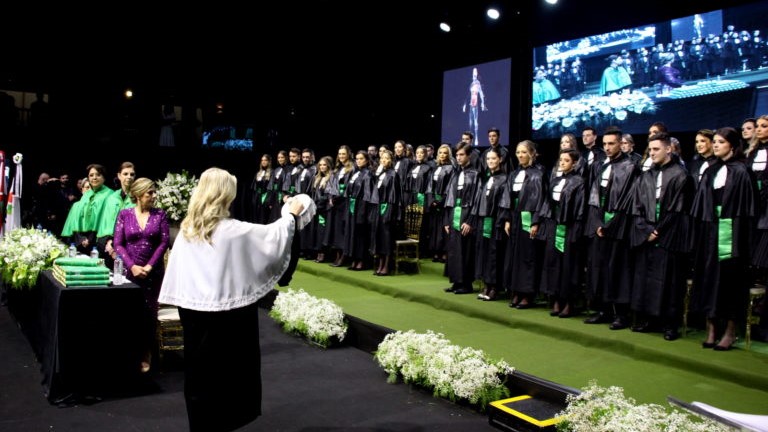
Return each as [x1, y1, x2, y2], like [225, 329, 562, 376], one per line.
[452, 198, 462, 231]
[416, 192, 425, 207]
[655, 202, 660, 221]
[260, 192, 268, 205]
[555, 224, 566, 253]
[521, 211, 532, 233]
[289, 185, 296, 194]
[604, 211, 615, 224]
[435, 193, 442, 202]
[380, 203, 388, 216]
[339, 183, 347, 194]
[319, 215, 326, 226]
[349, 198, 357, 215]
[716, 205, 733, 261]
[758, 180, 763, 191]
[483, 217, 493, 238]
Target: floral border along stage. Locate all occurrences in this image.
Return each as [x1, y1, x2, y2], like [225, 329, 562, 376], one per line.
[269, 288, 348, 348]
[556, 380, 732, 432]
[155, 170, 199, 223]
[0, 227, 67, 289]
[374, 330, 513, 410]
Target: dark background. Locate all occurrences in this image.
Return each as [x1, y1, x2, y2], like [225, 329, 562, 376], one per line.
[0, 0, 760, 185]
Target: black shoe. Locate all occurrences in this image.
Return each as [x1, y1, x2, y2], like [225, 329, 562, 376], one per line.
[549, 310, 560, 317]
[702, 341, 717, 349]
[515, 302, 532, 309]
[631, 321, 660, 333]
[609, 317, 629, 330]
[663, 329, 680, 341]
[453, 288, 474, 294]
[584, 312, 610, 324]
[444, 286, 456, 293]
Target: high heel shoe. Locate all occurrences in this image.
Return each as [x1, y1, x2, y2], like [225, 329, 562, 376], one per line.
[702, 341, 717, 349]
[714, 337, 737, 351]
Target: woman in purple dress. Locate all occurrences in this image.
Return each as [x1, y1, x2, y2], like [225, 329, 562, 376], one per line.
[113, 177, 171, 373]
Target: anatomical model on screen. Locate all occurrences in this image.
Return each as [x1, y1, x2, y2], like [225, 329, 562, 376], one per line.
[462, 67, 487, 146]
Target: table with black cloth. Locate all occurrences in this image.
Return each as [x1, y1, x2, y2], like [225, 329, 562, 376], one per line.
[6, 270, 149, 404]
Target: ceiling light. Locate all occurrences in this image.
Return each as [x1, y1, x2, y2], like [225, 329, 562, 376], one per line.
[487, 8, 500, 20]
[439, 22, 451, 32]
[545, 0, 558, 4]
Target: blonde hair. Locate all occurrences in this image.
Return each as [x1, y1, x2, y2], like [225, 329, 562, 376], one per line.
[129, 177, 156, 205]
[181, 167, 236, 243]
[313, 156, 334, 190]
[747, 115, 768, 157]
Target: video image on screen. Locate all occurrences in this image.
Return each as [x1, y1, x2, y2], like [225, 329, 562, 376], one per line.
[201, 125, 254, 151]
[441, 58, 511, 147]
[531, 1, 768, 140]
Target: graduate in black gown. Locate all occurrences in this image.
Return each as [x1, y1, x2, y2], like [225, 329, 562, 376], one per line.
[425, 144, 455, 262]
[746, 115, 768, 282]
[686, 129, 716, 192]
[628, 132, 694, 341]
[266, 150, 288, 223]
[690, 127, 756, 351]
[540, 149, 586, 318]
[583, 127, 639, 329]
[443, 142, 481, 294]
[297, 149, 317, 259]
[327, 145, 354, 267]
[249, 154, 272, 224]
[473, 147, 508, 301]
[369, 150, 402, 276]
[345, 151, 375, 271]
[503, 140, 547, 309]
[308, 156, 336, 263]
[405, 145, 433, 255]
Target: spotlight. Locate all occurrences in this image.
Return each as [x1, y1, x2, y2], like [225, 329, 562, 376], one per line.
[545, 0, 558, 4]
[439, 22, 451, 32]
[487, 8, 500, 20]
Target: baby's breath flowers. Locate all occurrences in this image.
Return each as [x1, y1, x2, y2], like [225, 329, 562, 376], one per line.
[374, 330, 513, 409]
[155, 170, 198, 223]
[269, 288, 347, 348]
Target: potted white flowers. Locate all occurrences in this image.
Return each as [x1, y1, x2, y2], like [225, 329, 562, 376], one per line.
[269, 288, 348, 348]
[0, 227, 67, 290]
[374, 329, 513, 410]
[155, 170, 198, 224]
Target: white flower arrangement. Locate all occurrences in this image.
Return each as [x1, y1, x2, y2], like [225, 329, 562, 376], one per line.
[556, 380, 732, 432]
[374, 330, 513, 409]
[155, 170, 199, 223]
[532, 91, 656, 132]
[269, 288, 348, 348]
[0, 227, 67, 289]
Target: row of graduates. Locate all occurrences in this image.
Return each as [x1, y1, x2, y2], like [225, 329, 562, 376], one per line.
[244, 143, 458, 274]
[461, 123, 765, 349]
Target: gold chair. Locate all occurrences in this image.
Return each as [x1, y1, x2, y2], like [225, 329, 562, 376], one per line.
[746, 285, 766, 350]
[682, 279, 693, 337]
[394, 204, 423, 275]
[157, 304, 184, 361]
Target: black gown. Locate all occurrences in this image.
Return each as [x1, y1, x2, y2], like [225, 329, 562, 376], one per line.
[690, 158, 756, 320]
[502, 163, 547, 298]
[472, 170, 508, 287]
[426, 163, 454, 258]
[747, 142, 768, 268]
[629, 158, 693, 326]
[344, 167, 375, 262]
[404, 161, 433, 251]
[584, 153, 639, 306]
[249, 170, 271, 224]
[369, 168, 402, 256]
[443, 165, 481, 290]
[266, 164, 286, 223]
[326, 166, 353, 251]
[539, 171, 586, 305]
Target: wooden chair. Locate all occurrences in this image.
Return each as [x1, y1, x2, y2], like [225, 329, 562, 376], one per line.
[157, 304, 184, 361]
[746, 285, 766, 350]
[394, 204, 423, 275]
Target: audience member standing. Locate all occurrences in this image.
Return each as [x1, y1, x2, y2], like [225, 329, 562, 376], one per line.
[113, 178, 170, 372]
